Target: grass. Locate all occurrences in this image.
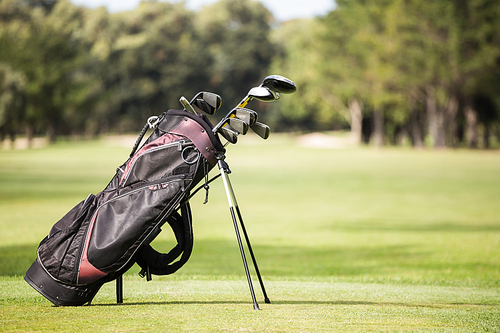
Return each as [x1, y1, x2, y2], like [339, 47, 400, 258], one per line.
[1, 134, 499, 331]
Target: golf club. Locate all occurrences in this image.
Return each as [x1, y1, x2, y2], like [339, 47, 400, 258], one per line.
[237, 86, 279, 109]
[212, 86, 278, 134]
[232, 107, 258, 126]
[250, 122, 270, 140]
[259, 75, 297, 94]
[219, 126, 238, 144]
[227, 118, 249, 135]
[179, 96, 198, 115]
[229, 107, 270, 139]
[190, 92, 222, 116]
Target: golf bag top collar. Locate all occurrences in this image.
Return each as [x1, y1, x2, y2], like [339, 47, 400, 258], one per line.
[160, 109, 225, 166]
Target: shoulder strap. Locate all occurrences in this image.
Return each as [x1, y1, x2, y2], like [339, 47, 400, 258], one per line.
[135, 202, 193, 277]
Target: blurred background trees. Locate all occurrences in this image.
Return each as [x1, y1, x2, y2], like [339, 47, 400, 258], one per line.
[0, 0, 499, 148]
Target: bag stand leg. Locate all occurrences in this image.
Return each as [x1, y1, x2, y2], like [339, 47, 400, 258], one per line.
[116, 275, 123, 304]
[216, 154, 270, 310]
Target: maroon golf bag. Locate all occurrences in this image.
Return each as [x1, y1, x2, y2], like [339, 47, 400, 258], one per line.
[25, 109, 225, 306]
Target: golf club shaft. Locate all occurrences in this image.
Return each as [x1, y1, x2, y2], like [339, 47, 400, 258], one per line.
[237, 96, 252, 109]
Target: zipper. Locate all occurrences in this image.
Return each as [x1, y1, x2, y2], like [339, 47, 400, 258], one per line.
[120, 140, 186, 186]
[75, 176, 190, 285]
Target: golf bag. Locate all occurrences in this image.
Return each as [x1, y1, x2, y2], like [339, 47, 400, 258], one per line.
[25, 109, 225, 306]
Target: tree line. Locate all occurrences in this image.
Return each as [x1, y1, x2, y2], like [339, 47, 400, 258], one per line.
[273, 0, 500, 148]
[1, 0, 499, 148]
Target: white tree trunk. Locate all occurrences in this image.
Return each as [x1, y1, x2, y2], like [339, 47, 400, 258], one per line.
[464, 103, 478, 148]
[373, 107, 384, 147]
[348, 99, 363, 145]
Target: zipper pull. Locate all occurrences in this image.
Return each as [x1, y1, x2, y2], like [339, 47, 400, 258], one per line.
[203, 184, 210, 204]
[203, 159, 210, 204]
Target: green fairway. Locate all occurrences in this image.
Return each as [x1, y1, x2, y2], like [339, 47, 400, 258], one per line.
[1, 134, 499, 332]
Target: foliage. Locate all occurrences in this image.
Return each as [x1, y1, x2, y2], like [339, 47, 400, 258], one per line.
[0, 0, 275, 140]
[0, 0, 499, 148]
[0, 63, 26, 140]
[270, 0, 500, 147]
[195, 0, 275, 107]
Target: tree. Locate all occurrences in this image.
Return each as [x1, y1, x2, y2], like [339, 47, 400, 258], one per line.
[317, 0, 406, 146]
[0, 63, 26, 143]
[195, 0, 275, 112]
[84, 1, 219, 132]
[269, 18, 338, 132]
[0, 0, 89, 142]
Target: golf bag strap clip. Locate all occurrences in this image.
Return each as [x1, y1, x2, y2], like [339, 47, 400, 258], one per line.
[129, 113, 164, 158]
[147, 116, 160, 129]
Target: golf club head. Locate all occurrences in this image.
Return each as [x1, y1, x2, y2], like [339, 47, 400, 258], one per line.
[248, 86, 279, 102]
[213, 85, 279, 134]
[233, 107, 258, 126]
[251, 122, 271, 140]
[191, 92, 222, 115]
[218, 126, 238, 144]
[179, 96, 198, 115]
[226, 118, 248, 135]
[260, 75, 297, 94]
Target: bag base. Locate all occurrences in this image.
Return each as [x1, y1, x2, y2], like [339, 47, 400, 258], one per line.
[25, 259, 102, 306]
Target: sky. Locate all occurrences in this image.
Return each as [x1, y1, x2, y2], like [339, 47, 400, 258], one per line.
[69, 0, 336, 22]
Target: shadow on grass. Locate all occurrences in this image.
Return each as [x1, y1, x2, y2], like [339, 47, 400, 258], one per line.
[2, 238, 497, 282]
[0, 239, 417, 277]
[331, 221, 500, 232]
[91, 299, 497, 309]
[0, 238, 440, 278]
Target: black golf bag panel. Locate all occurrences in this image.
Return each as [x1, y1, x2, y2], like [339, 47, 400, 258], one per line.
[25, 109, 225, 306]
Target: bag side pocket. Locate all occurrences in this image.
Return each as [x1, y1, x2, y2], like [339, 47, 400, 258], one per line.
[38, 194, 96, 284]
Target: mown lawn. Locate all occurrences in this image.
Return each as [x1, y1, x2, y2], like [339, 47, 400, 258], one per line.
[1, 134, 499, 332]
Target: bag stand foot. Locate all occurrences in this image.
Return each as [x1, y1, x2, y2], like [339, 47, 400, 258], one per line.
[216, 153, 270, 310]
[116, 275, 123, 304]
